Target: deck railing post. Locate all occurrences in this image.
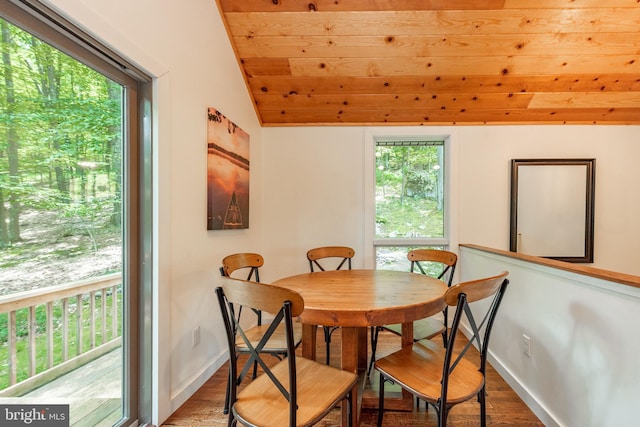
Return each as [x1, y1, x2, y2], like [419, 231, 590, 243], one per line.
[101, 290, 107, 345]
[111, 285, 117, 340]
[9, 311, 17, 386]
[77, 294, 83, 355]
[28, 306, 36, 377]
[90, 291, 96, 349]
[47, 301, 53, 368]
[62, 298, 69, 362]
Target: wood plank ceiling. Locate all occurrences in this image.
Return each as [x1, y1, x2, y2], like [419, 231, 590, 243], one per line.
[216, 0, 640, 126]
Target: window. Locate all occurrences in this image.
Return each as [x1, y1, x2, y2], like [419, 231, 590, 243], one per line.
[372, 137, 449, 270]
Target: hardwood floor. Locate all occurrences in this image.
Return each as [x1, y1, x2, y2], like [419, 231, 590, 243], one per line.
[162, 329, 543, 427]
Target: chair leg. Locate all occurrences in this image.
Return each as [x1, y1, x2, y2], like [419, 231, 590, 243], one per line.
[377, 374, 386, 427]
[347, 392, 353, 427]
[324, 326, 332, 365]
[223, 369, 231, 414]
[367, 326, 379, 377]
[479, 386, 487, 427]
[437, 401, 447, 427]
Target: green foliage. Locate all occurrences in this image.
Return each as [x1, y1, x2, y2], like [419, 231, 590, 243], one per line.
[376, 197, 443, 238]
[376, 245, 446, 271]
[375, 143, 444, 239]
[0, 17, 123, 246]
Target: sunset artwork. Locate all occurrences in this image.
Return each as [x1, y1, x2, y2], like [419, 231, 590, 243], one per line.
[207, 108, 249, 230]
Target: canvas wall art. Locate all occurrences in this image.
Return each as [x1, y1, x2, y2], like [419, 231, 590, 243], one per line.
[207, 108, 250, 230]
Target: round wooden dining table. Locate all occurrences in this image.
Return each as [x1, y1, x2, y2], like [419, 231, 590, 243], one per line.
[272, 269, 447, 427]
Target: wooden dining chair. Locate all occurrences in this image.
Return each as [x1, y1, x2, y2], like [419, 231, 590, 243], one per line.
[216, 276, 358, 427]
[306, 246, 355, 364]
[219, 252, 302, 415]
[307, 245, 355, 272]
[368, 249, 457, 377]
[221, 252, 265, 324]
[374, 271, 510, 427]
[221, 252, 264, 280]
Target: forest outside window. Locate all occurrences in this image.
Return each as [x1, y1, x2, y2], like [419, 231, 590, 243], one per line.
[374, 139, 448, 270]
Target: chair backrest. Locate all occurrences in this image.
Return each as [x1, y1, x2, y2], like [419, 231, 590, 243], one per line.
[408, 249, 457, 287]
[220, 252, 265, 325]
[220, 252, 264, 282]
[215, 277, 304, 424]
[307, 246, 355, 272]
[441, 271, 509, 400]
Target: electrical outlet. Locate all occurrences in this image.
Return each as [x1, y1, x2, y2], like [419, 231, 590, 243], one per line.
[192, 326, 201, 348]
[522, 334, 531, 357]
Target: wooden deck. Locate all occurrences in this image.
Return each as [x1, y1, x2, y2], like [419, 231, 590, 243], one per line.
[0, 348, 122, 427]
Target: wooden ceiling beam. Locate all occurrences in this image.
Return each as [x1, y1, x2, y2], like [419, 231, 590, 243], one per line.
[233, 33, 640, 58]
[223, 9, 640, 37]
[284, 56, 640, 77]
[257, 107, 640, 125]
[254, 92, 534, 110]
[218, 1, 507, 13]
[247, 75, 640, 95]
[219, 0, 638, 13]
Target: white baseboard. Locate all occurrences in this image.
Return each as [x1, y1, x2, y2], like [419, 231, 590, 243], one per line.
[487, 349, 560, 427]
[169, 352, 227, 414]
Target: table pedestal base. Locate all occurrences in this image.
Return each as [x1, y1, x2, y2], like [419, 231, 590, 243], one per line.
[302, 324, 417, 426]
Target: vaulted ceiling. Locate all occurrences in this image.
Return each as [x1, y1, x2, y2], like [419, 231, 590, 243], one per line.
[215, 0, 640, 126]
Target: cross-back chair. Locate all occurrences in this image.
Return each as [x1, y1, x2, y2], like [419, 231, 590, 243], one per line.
[374, 271, 510, 427]
[220, 252, 265, 324]
[216, 276, 358, 427]
[368, 249, 457, 377]
[219, 252, 302, 415]
[306, 245, 355, 364]
[307, 245, 354, 272]
[221, 252, 264, 281]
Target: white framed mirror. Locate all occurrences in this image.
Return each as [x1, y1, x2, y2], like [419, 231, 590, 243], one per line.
[510, 158, 596, 263]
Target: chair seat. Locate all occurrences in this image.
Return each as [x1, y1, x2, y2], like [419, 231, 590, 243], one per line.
[375, 339, 484, 405]
[233, 357, 358, 427]
[382, 316, 445, 342]
[236, 322, 303, 352]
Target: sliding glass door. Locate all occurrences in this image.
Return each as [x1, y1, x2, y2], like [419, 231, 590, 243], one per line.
[0, 1, 151, 425]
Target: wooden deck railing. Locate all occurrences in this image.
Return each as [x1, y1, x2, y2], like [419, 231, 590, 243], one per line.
[0, 273, 122, 396]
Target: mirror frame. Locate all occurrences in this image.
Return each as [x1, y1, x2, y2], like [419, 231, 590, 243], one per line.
[510, 158, 596, 263]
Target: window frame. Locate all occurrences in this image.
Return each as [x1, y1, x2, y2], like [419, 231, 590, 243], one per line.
[364, 128, 459, 270]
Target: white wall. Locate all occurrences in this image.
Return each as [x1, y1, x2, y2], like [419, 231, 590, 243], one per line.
[457, 125, 640, 275]
[37, 2, 640, 425]
[460, 246, 640, 427]
[259, 127, 366, 281]
[263, 125, 640, 275]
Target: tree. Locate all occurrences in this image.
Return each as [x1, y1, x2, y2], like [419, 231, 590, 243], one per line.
[1, 16, 124, 254]
[1, 20, 21, 243]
